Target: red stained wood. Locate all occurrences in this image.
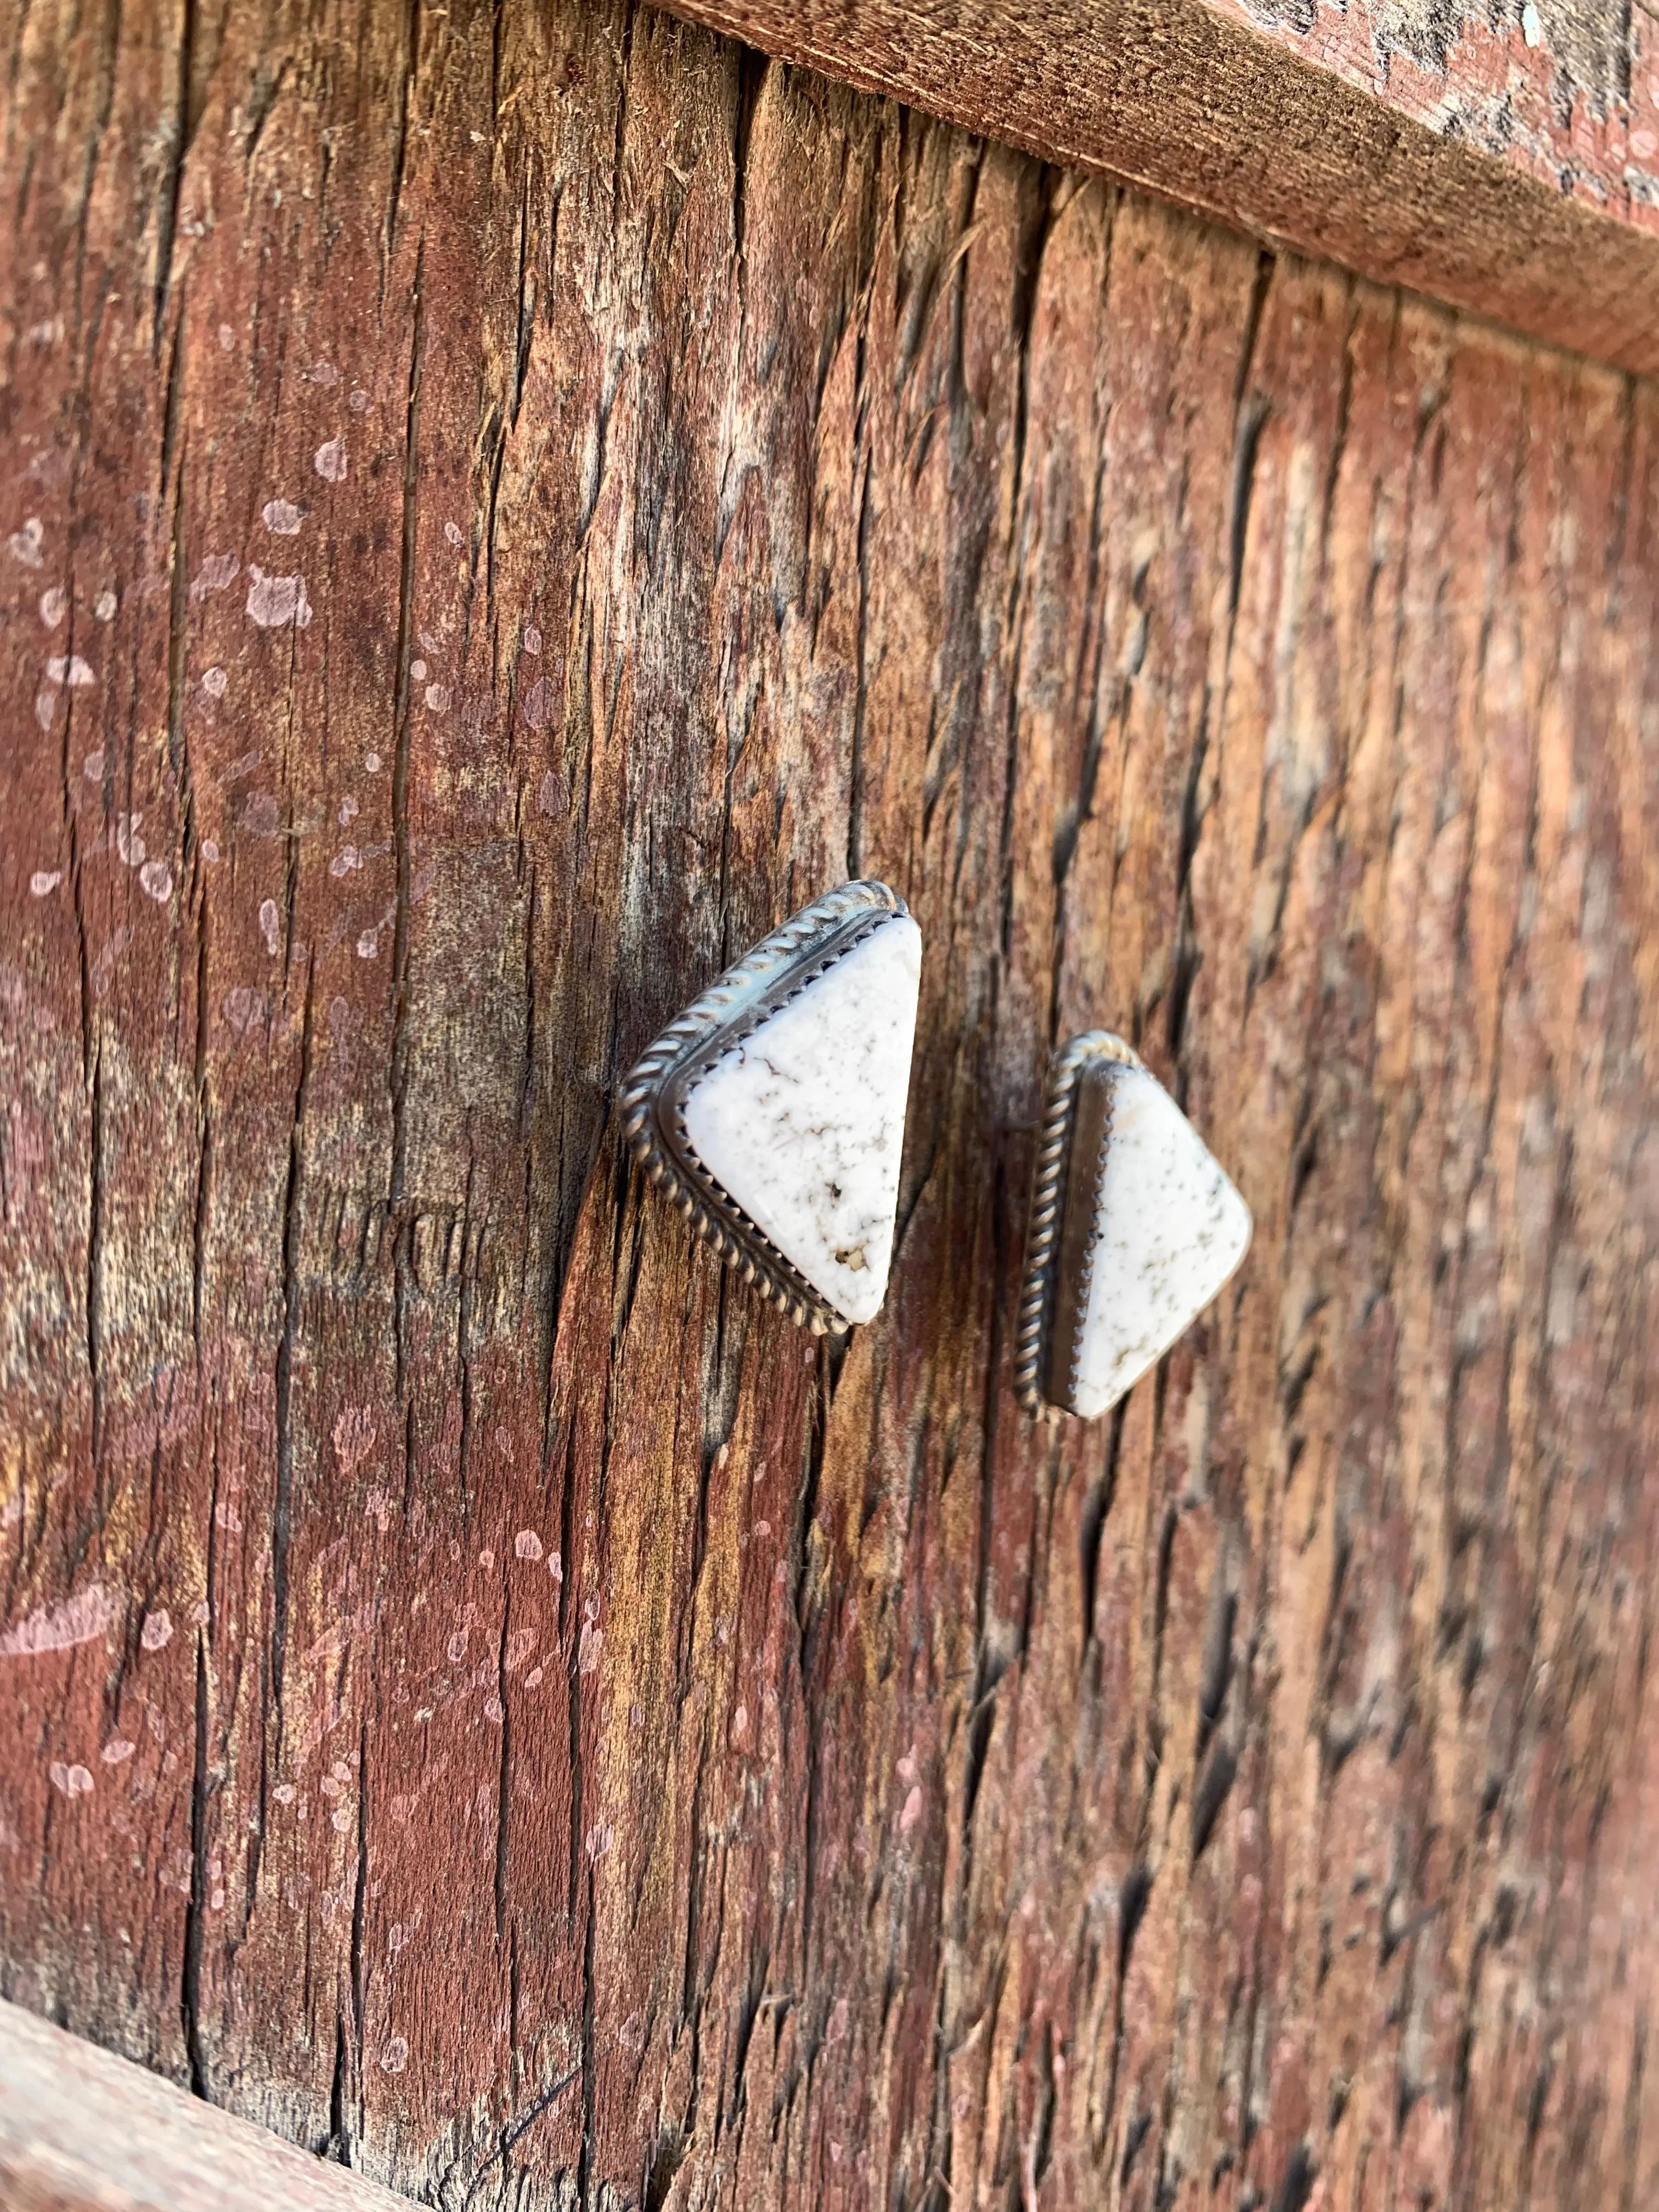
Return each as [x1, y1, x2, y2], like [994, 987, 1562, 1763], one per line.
[664, 0, 1659, 376]
[2, 4, 1658, 2208]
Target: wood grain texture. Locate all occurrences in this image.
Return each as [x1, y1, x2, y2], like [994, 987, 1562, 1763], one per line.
[4, 3, 1659, 2208]
[1202, 0, 1659, 225]
[0, 1996, 409, 2210]
[661, 0, 1659, 377]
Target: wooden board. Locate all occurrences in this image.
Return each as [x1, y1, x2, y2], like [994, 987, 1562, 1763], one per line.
[0, 1997, 408, 2211]
[663, 0, 1659, 376]
[1200, 0, 1659, 222]
[4, 2, 1659, 2207]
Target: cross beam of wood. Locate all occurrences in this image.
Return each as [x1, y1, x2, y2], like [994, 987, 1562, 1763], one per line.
[0, 1999, 410, 2212]
[662, 0, 1659, 375]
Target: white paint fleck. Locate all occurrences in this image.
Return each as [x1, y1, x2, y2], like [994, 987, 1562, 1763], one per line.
[522, 623, 542, 654]
[29, 871, 62, 898]
[447, 1629, 469, 1663]
[93, 590, 118, 622]
[35, 691, 57, 732]
[46, 654, 95, 687]
[521, 676, 552, 731]
[419, 630, 438, 653]
[273, 1782, 297, 1805]
[381, 2038, 409, 2074]
[1522, 0, 1542, 42]
[116, 815, 145, 866]
[899, 1785, 923, 1835]
[424, 683, 450, 713]
[483, 1696, 505, 1725]
[82, 750, 105, 780]
[0, 1584, 118, 1657]
[313, 436, 348, 482]
[245, 567, 312, 629]
[140, 1610, 174, 1651]
[101, 1738, 137, 1765]
[584, 1821, 614, 1860]
[514, 1530, 543, 1560]
[8, 517, 44, 568]
[259, 898, 281, 956]
[577, 1621, 602, 1675]
[91, 926, 133, 1000]
[365, 751, 382, 773]
[201, 665, 228, 698]
[222, 985, 264, 1032]
[218, 323, 235, 352]
[262, 498, 304, 535]
[139, 860, 173, 902]
[349, 387, 371, 411]
[39, 586, 67, 628]
[338, 795, 359, 824]
[306, 359, 340, 385]
[191, 552, 239, 600]
[524, 1666, 544, 1689]
[329, 845, 363, 877]
[190, 1600, 210, 1627]
[444, 521, 464, 548]
[478, 1550, 494, 1571]
[548, 1551, 563, 1583]
[410, 658, 427, 682]
[49, 1762, 94, 1798]
[201, 838, 220, 864]
[357, 929, 380, 960]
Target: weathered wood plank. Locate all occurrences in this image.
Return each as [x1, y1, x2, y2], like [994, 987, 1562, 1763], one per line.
[0, 1997, 410, 2211]
[1209, 0, 1659, 221]
[663, 0, 1659, 375]
[3, 3, 1658, 2209]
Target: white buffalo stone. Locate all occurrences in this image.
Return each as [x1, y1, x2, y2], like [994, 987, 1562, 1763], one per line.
[682, 916, 922, 1327]
[1071, 1065, 1251, 1418]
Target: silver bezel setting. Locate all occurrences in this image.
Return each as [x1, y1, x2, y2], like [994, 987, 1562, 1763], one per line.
[619, 880, 911, 1335]
[1013, 1030, 1144, 1417]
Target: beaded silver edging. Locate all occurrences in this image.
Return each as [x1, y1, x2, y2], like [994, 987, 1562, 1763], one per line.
[1013, 1030, 1143, 1417]
[619, 881, 910, 1336]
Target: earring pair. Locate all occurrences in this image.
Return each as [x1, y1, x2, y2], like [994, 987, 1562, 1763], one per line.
[620, 881, 1251, 1420]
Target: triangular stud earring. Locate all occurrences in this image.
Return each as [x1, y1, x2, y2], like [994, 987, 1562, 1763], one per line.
[620, 881, 923, 1334]
[1015, 1033, 1252, 1418]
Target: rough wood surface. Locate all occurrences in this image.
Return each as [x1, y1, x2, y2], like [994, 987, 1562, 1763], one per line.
[663, 0, 1659, 377]
[4, 4, 1659, 2209]
[673, 0, 1659, 251]
[0, 1995, 409, 2211]
[1206, 0, 1659, 223]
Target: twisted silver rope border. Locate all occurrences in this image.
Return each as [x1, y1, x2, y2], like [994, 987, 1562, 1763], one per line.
[618, 881, 910, 1336]
[1013, 1030, 1143, 1417]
